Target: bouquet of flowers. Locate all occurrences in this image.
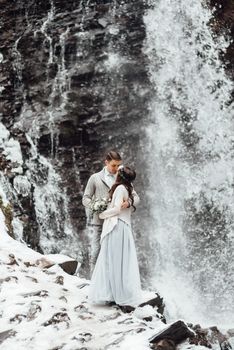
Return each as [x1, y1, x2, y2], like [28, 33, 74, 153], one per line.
[90, 198, 108, 218]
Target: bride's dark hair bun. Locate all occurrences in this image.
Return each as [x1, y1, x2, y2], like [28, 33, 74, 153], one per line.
[118, 166, 136, 183]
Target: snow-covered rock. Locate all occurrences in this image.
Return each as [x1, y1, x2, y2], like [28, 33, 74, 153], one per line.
[0, 210, 166, 349]
[1, 209, 233, 350]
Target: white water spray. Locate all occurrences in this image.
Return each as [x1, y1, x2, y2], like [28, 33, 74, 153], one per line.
[144, 0, 234, 325]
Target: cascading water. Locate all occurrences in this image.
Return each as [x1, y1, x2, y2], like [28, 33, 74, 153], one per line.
[0, 123, 26, 242]
[144, 0, 234, 325]
[24, 135, 77, 255]
[0, 0, 82, 259]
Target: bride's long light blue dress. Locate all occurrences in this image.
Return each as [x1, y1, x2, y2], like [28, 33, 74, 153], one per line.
[88, 185, 142, 307]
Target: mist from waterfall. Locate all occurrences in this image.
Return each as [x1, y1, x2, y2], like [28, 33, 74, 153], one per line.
[144, 0, 234, 326]
[144, 0, 234, 325]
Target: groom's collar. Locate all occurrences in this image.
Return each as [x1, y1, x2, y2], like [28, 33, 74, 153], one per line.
[99, 168, 110, 189]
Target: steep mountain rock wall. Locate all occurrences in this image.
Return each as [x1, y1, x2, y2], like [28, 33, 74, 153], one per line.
[209, 0, 234, 80]
[0, 0, 151, 276]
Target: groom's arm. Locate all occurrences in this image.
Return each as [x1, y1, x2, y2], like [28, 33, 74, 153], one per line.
[132, 189, 140, 207]
[121, 189, 140, 209]
[82, 175, 95, 208]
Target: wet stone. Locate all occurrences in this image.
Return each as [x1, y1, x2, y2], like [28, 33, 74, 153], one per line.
[0, 330, 16, 345]
[27, 303, 42, 321]
[55, 275, 64, 285]
[7, 254, 19, 266]
[4, 276, 18, 282]
[42, 312, 70, 327]
[227, 329, 234, 337]
[22, 290, 49, 298]
[10, 314, 27, 324]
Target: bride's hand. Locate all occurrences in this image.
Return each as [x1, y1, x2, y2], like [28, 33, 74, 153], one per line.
[121, 200, 130, 209]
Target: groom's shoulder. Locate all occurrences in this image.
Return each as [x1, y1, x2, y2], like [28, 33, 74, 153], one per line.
[95, 168, 104, 176]
[90, 169, 104, 180]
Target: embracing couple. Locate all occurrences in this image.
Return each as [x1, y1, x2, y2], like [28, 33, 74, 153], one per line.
[82, 150, 142, 310]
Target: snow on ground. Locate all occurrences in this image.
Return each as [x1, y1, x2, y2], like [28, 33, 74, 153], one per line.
[0, 209, 166, 350]
[2, 209, 232, 349]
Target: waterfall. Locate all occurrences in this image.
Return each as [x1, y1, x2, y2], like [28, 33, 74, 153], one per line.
[0, 123, 24, 241]
[40, 0, 55, 64]
[0, 0, 82, 260]
[144, 0, 234, 325]
[25, 135, 78, 255]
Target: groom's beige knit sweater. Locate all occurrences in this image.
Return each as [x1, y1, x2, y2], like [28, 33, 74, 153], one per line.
[82, 169, 110, 226]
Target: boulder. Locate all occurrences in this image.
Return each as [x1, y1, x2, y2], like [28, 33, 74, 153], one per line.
[0, 330, 16, 345]
[149, 320, 195, 346]
[44, 254, 79, 275]
[189, 324, 233, 350]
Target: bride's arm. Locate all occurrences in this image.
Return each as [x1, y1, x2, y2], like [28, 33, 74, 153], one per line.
[99, 186, 126, 219]
[132, 189, 140, 207]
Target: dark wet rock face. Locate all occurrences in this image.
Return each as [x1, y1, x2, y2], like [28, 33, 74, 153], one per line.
[0, 0, 151, 276]
[209, 0, 234, 79]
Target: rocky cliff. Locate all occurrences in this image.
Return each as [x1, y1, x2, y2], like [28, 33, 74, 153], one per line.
[210, 0, 234, 80]
[0, 0, 151, 276]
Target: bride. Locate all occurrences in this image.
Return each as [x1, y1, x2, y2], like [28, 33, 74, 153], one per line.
[88, 165, 142, 310]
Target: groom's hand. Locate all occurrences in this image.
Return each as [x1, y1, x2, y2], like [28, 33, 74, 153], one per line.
[121, 200, 130, 209]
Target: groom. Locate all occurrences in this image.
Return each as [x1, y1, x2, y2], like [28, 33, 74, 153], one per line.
[82, 150, 139, 273]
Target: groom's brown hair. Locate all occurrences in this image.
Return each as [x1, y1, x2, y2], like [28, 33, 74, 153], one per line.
[105, 150, 122, 161]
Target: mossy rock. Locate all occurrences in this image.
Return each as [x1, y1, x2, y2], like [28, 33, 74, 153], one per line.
[0, 196, 14, 238]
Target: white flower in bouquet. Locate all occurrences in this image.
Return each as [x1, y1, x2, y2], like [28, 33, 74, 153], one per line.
[90, 198, 108, 218]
